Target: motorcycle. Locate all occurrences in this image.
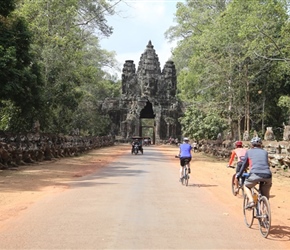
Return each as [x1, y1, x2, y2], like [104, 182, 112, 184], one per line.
[133, 144, 139, 155]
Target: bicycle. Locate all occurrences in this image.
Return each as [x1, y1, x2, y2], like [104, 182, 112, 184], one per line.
[243, 184, 271, 238]
[228, 166, 249, 196]
[175, 156, 190, 186]
[181, 159, 190, 186]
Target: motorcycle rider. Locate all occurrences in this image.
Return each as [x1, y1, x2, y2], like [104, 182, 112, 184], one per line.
[131, 138, 143, 154]
[144, 137, 149, 146]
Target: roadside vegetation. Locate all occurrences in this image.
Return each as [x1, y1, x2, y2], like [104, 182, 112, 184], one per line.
[166, 0, 290, 141]
[0, 0, 121, 135]
[2, 0, 290, 141]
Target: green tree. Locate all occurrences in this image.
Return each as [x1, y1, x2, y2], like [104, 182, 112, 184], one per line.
[180, 105, 228, 140]
[167, 0, 290, 140]
[15, 0, 120, 134]
[0, 0, 44, 131]
[277, 95, 290, 124]
[0, 0, 15, 17]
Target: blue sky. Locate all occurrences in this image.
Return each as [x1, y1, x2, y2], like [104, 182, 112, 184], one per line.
[100, 0, 185, 76]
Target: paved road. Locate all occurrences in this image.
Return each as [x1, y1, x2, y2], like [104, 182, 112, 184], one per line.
[0, 146, 286, 249]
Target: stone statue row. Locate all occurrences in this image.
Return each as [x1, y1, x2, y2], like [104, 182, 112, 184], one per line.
[193, 131, 290, 174]
[242, 125, 290, 141]
[0, 132, 114, 170]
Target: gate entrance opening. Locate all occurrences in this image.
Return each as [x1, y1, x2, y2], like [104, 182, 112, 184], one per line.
[140, 101, 155, 119]
[140, 101, 155, 144]
[140, 122, 155, 144]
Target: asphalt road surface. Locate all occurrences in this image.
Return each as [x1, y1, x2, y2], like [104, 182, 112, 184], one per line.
[0, 146, 287, 249]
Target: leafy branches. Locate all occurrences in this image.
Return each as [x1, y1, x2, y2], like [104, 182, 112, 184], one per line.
[179, 105, 228, 140]
[167, 0, 290, 140]
[0, 0, 121, 134]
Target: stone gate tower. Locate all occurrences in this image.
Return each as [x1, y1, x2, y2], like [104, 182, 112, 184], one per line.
[102, 41, 182, 144]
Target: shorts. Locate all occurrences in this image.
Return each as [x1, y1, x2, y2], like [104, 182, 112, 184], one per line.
[244, 173, 272, 199]
[180, 157, 191, 167]
[236, 161, 243, 173]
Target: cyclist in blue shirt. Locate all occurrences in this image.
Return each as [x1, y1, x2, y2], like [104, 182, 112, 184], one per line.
[178, 137, 192, 181]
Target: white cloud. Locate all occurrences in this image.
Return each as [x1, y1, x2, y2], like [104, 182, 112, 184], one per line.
[100, 0, 183, 77]
[127, 1, 166, 24]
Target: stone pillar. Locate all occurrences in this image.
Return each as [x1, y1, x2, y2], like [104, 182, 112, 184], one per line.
[135, 118, 140, 136]
[120, 121, 127, 139]
[155, 114, 161, 142]
[166, 122, 170, 139]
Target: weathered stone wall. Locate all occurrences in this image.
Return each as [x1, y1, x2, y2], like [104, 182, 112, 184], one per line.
[0, 131, 114, 170]
[194, 138, 290, 175]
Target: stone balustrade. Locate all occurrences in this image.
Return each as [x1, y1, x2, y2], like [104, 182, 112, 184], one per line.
[194, 139, 290, 173]
[0, 132, 114, 170]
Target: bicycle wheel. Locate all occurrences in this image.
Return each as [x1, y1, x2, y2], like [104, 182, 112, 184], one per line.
[231, 174, 236, 196]
[258, 196, 271, 238]
[243, 195, 254, 228]
[239, 178, 245, 196]
[181, 167, 185, 185]
[185, 167, 189, 186]
[241, 186, 245, 197]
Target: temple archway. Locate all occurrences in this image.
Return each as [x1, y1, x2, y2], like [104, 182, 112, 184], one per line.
[101, 41, 182, 143]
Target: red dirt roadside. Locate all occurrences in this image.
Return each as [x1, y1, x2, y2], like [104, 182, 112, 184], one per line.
[0, 144, 130, 224]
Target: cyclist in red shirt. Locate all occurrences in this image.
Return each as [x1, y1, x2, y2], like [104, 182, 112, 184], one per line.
[227, 141, 247, 195]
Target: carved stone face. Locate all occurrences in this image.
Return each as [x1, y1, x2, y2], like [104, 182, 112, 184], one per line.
[141, 78, 157, 96]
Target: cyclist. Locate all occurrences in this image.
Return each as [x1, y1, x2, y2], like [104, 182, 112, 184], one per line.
[178, 137, 192, 182]
[228, 141, 247, 195]
[236, 137, 272, 208]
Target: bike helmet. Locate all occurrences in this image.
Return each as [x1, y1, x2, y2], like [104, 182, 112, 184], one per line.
[183, 137, 189, 142]
[250, 137, 262, 146]
[235, 141, 243, 147]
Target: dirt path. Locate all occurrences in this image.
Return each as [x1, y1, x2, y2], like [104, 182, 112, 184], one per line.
[0, 144, 289, 245]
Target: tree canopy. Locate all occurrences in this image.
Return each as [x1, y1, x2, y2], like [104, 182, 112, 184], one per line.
[4, 0, 290, 141]
[0, 0, 121, 135]
[166, 0, 290, 140]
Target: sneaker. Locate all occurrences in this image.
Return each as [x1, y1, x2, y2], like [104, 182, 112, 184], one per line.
[234, 188, 239, 195]
[246, 201, 255, 209]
